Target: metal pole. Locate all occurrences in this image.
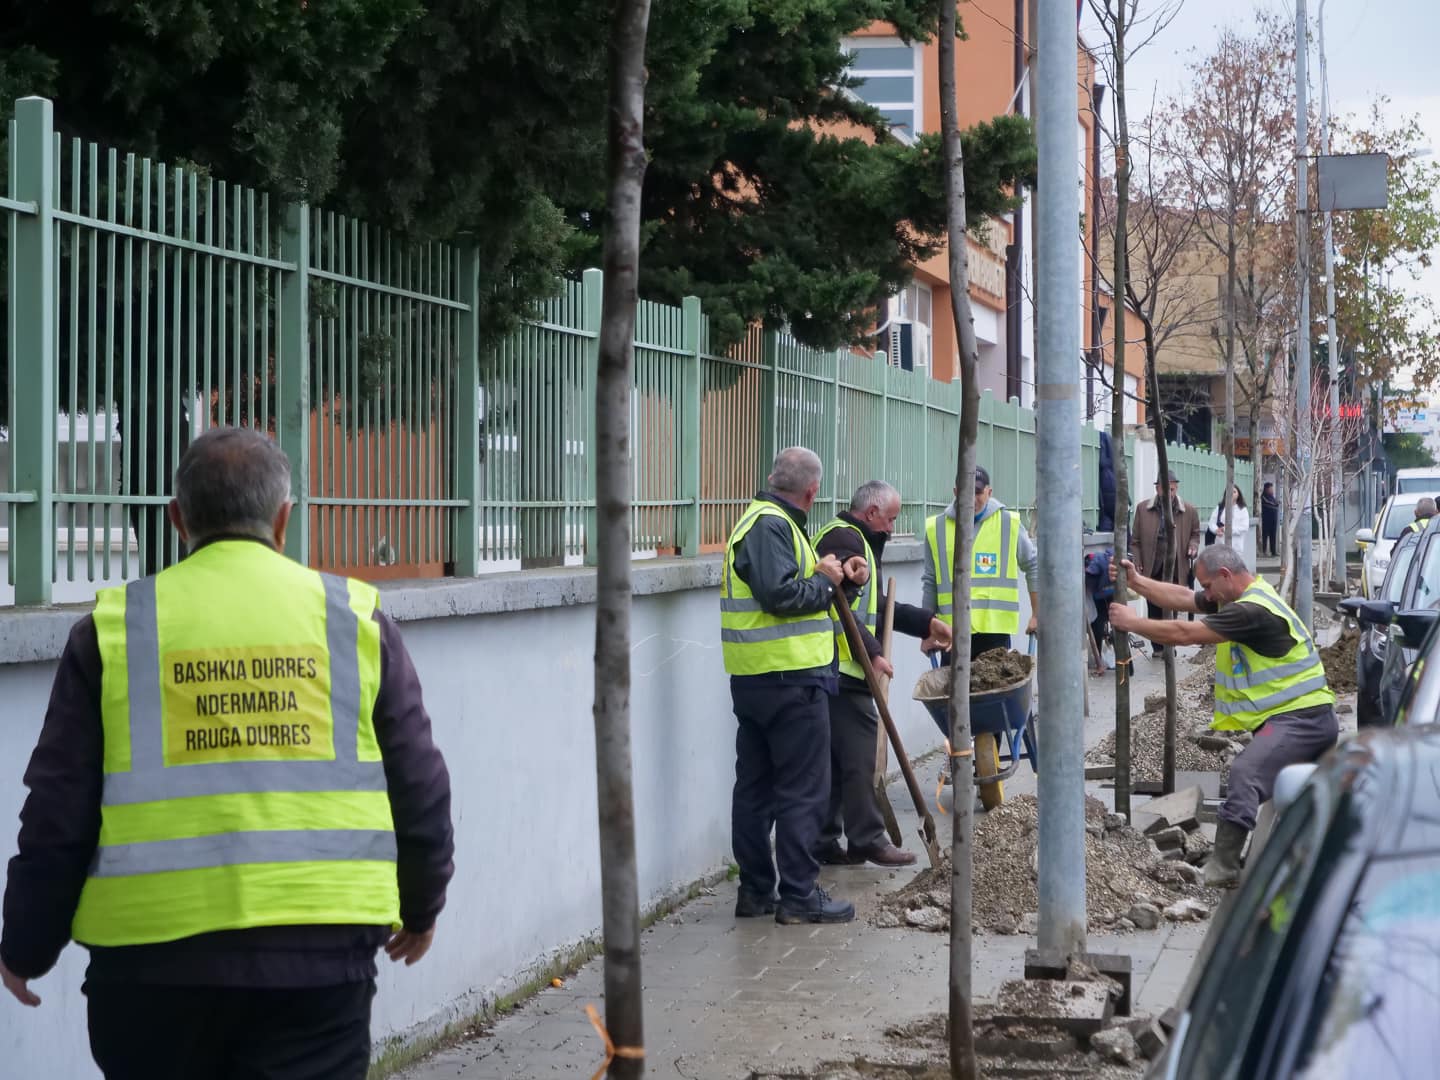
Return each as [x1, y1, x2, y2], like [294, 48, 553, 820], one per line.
[1035, 0, 1086, 957]
[1320, 0, 1344, 593]
[1294, 0, 1314, 628]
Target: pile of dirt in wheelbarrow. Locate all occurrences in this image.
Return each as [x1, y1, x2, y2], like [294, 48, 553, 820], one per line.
[1320, 628, 1359, 693]
[912, 649, 1032, 701]
[871, 795, 1219, 934]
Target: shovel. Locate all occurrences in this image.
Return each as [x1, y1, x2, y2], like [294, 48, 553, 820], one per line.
[872, 580, 904, 847]
[834, 594, 942, 869]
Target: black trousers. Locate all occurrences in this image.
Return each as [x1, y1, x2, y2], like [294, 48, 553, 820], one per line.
[731, 682, 830, 901]
[1262, 513, 1278, 556]
[820, 689, 886, 852]
[86, 980, 374, 1080]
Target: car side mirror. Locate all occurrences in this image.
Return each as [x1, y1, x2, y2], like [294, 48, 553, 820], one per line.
[1395, 608, 1440, 650]
[1356, 528, 1377, 545]
[1274, 763, 1318, 811]
[1337, 598, 1395, 626]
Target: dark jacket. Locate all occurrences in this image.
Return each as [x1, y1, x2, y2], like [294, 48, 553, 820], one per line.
[1, 579, 454, 989]
[1130, 495, 1201, 584]
[729, 492, 838, 691]
[814, 511, 935, 693]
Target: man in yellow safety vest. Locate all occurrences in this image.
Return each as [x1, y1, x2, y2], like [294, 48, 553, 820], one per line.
[722, 446, 864, 925]
[0, 427, 454, 1078]
[921, 465, 1039, 670]
[1110, 544, 1337, 887]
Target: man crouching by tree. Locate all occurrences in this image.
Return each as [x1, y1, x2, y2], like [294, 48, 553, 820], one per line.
[1109, 545, 1337, 888]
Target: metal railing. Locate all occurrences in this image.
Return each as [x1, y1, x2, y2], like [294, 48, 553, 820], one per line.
[1, 96, 1249, 606]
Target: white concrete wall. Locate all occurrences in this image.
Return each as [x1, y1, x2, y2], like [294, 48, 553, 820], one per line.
[0, 545, 998, 1075]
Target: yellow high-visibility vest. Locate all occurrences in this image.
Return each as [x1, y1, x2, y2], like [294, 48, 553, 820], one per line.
[73, 540, 398, 946]
[814, 517, 879, 680]
[1213, 578, 1335, 732]
[720, 501, 836, 676]
[926, 510, 1021, 634]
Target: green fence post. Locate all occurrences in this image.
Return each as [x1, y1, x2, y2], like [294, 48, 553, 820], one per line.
[278, 203, 311, 565]
[679, 295, 703, 557]
[582, 268, 603, 567]
[11, 97, 56, 605]
[829, 348, 842, 519]
[453, 245, 482, 576]
[759, 328, 780, 481]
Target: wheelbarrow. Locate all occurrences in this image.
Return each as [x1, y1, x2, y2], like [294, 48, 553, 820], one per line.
[914, 641, 1039, 811]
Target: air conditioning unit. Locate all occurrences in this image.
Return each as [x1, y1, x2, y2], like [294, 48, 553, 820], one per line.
[882, 323, 914, 371]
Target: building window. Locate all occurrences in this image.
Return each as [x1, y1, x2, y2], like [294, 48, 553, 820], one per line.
[886, 281, 933, 371]
[844, 38, 922, 142]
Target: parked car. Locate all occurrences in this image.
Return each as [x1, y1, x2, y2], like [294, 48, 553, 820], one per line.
[1352, 529, 1420, 725]
[1342, 515, 1440, 726]
[1147, 725, 1440, 1079]
[1357, 492, 1432, 596]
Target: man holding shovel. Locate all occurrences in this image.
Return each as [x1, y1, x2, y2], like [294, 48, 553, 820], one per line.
[722, 447, 865, 925]
[813, 481, 952, 868]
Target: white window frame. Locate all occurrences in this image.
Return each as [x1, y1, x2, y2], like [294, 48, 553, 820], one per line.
[888, 281, 933, 371]
[841, 37, 923, 144]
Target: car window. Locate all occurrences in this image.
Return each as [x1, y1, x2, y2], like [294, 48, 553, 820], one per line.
[1179, 788, 1327, 1080]
[1384, 503, 1422, 540]
[1294, 855, 1440, 1079]
[1412, 536, 1440, 609]
[1398, 477, 1440, 493]
[1387, 536, 1421, 603]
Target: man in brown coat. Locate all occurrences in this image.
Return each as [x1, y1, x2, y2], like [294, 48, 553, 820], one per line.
[1129, 469, 1201, 657]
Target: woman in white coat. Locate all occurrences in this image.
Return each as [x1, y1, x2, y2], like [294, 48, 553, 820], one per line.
[1205, 484, 1251, 563]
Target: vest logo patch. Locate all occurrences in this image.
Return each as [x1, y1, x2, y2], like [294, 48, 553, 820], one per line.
[974, 552, 999, 576]
[162, 645, 334, 766]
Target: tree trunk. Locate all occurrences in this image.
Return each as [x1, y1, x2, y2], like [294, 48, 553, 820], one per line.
[1223, 215, 1238, 546]
[592, 0, 651, 1075]
[1144, 319, 1178, 794]
[939, 5, 979, 1075]
[1109, 0, 1133, 821]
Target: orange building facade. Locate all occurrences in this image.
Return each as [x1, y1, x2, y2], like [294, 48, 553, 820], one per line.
[846, 2, 1139, 419]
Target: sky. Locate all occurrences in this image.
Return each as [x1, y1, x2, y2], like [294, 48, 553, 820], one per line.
[1078, 0, 1440, 366]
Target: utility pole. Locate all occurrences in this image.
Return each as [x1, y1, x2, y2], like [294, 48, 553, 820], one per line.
[1320, 0, 1344, 593]
[1035, 0, 1086, 957]
[1294, 0, 1314, 628]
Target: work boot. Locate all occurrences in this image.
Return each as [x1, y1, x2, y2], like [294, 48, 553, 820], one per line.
[1204, 821, 1248, 889]
[816, 840, 859, 866]
[850, 843, 918, 868]
[735, 887, 778, 918]
[775, 886, 856, 925]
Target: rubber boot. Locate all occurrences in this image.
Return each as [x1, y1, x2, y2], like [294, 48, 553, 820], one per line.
[1204, 820, 1248, 888]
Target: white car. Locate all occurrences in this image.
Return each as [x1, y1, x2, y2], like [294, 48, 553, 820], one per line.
[1358, 492, 1437, 596]
[1395, 467, 1440, 493]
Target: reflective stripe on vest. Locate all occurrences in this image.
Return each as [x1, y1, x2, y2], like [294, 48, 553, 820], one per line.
[1407, 517, 1431, 536]
[720, 501, 836, 676]
[73, 541, 399, 947]
[927, 510, 1020, 633]
[814, 518, 880, 680]
[1212, 579, 1335, 732]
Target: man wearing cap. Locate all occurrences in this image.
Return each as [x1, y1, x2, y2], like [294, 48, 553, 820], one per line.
[922, 466, 1039, 661]
[1129, 470, 1201, 657]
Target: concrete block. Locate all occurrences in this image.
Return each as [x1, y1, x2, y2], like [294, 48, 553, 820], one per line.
[1135, 1019, 1169, 1059]
[1024, 949, 1133, 1016]
[1139, 786, 1203, 833]
[994, 979, 1114, 1036]
[975, 1025, 1077, 1061]
[1149, 825, 1186, 849]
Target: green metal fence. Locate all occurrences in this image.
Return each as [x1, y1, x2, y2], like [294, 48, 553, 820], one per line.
[1, 95, 1248, 606]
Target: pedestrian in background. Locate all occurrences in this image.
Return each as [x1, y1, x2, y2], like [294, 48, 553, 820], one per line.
[1205, 484, 1251, 563]
[1260, 481, 1280, 557]
[0, 426, 454, 1080]
[1130, 470, 1200, 657]
[721, 446, 860, 925]
[813, 480, 951, 869]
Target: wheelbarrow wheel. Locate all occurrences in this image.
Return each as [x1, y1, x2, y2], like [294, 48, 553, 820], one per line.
[975, 732, 1004, 809]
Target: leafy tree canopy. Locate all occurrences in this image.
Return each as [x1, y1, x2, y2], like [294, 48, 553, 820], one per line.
[1, 0, 1036, 350]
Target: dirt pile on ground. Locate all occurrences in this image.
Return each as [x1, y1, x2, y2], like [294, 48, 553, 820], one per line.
[1087, 651, 1231, 783]
[912, 649, 1032, 703]
[1320, 629, 1359, 693]
[871, 795, 1219, 934]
